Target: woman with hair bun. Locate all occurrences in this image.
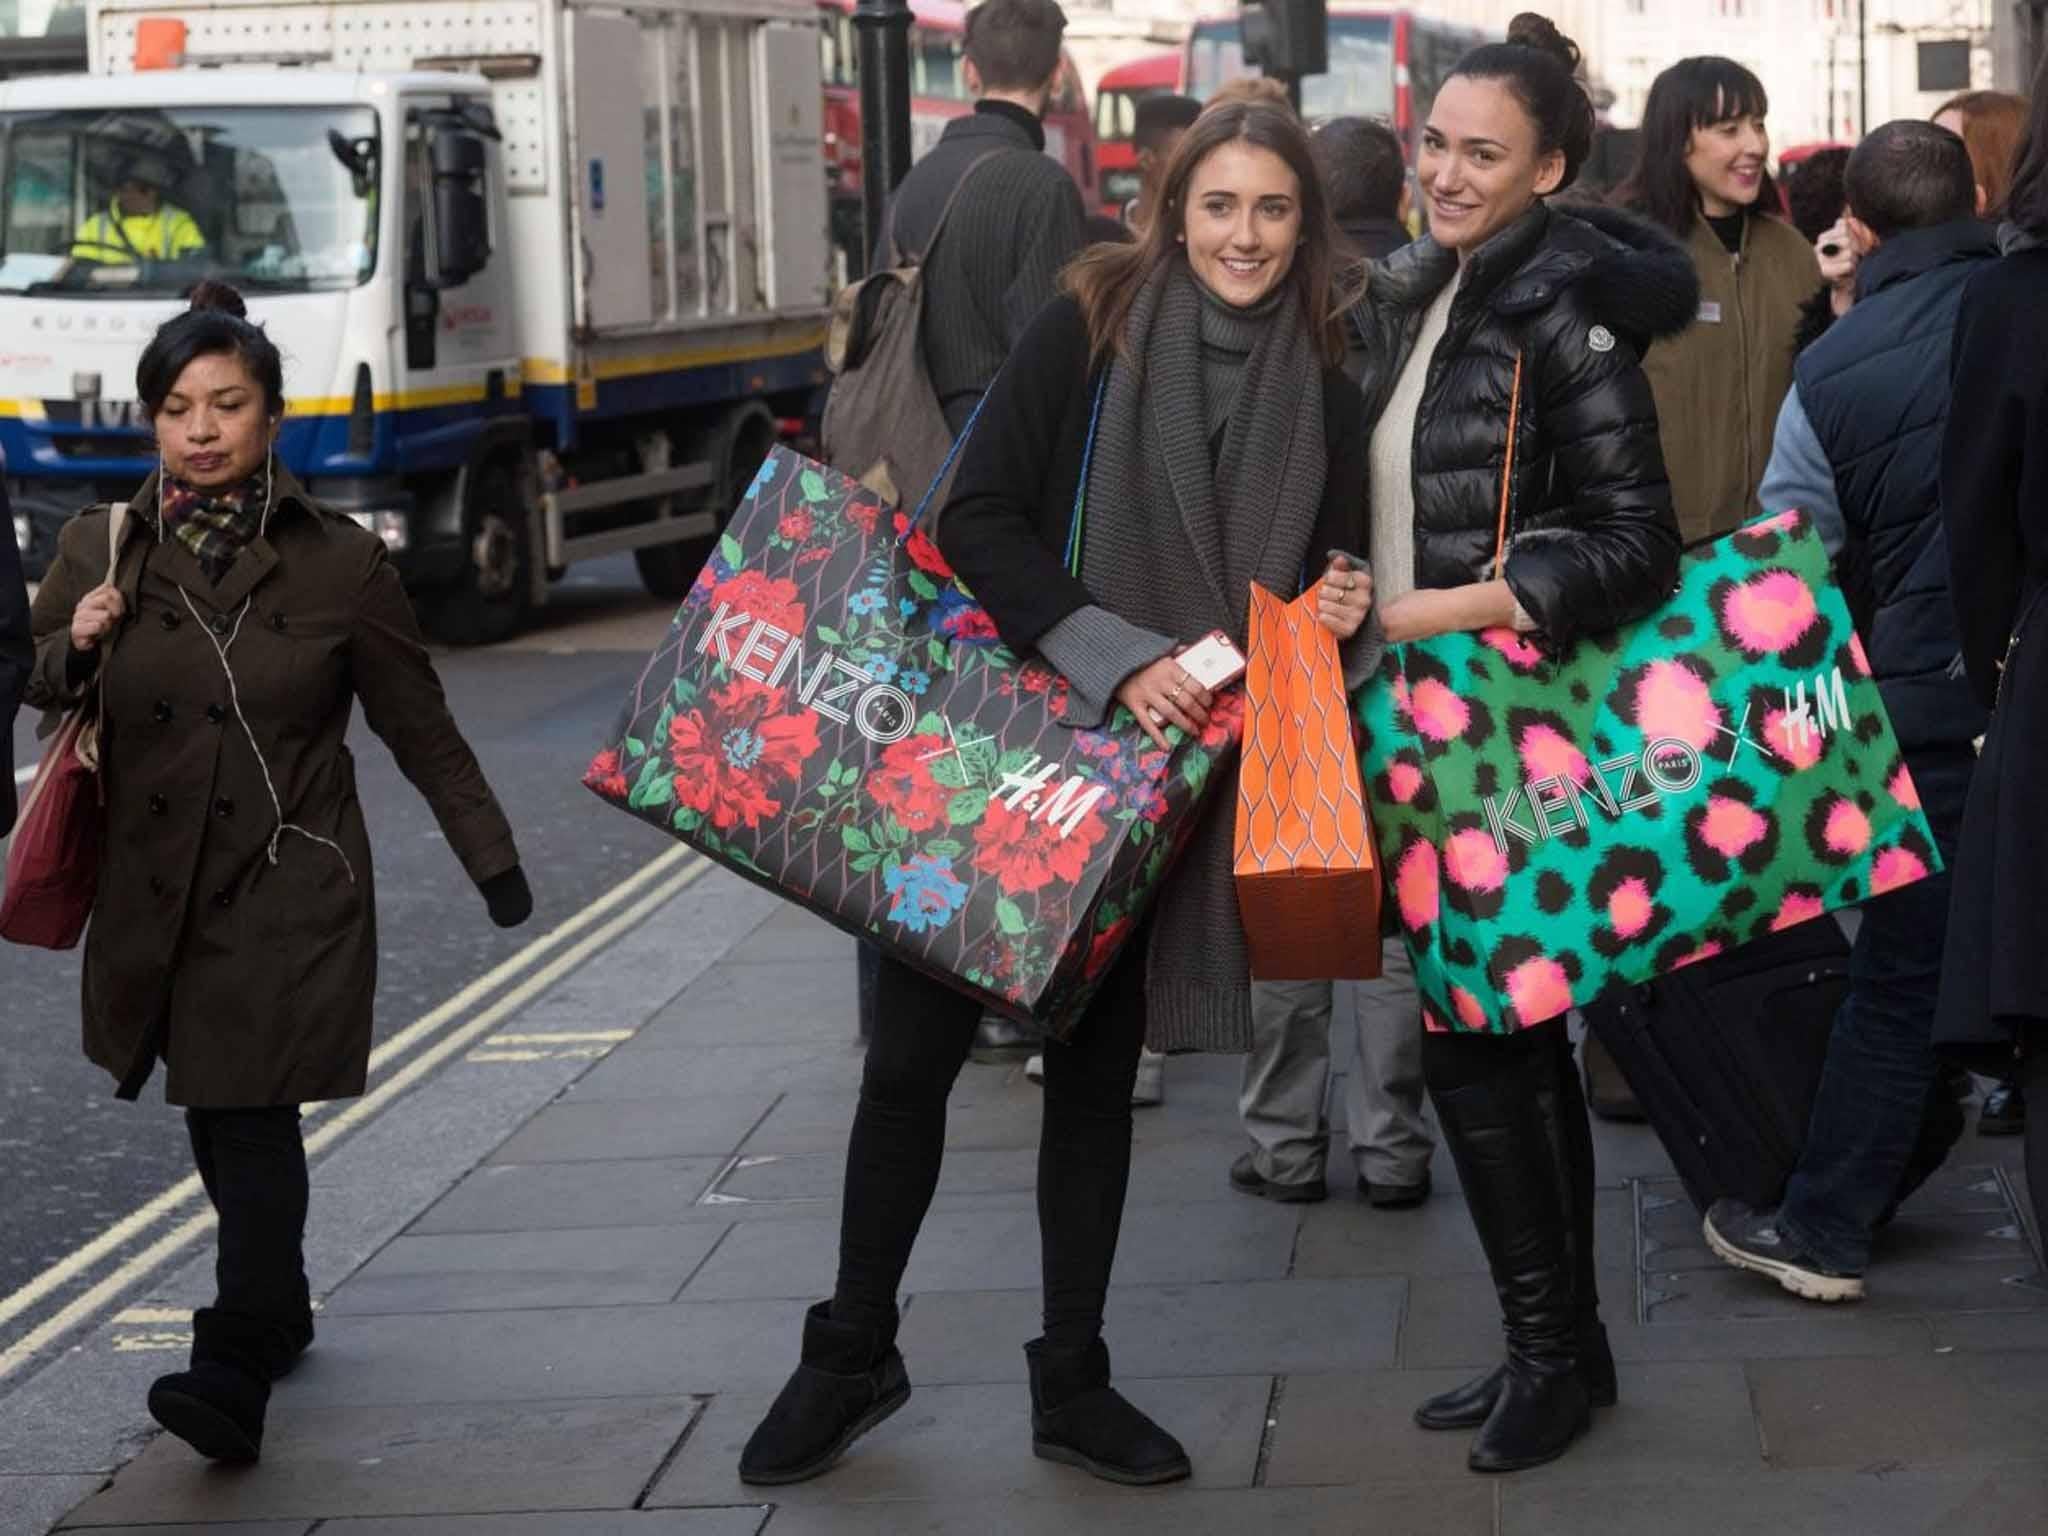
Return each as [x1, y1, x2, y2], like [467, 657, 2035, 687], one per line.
[1346, 12, 1696, 1472]
[23, 281, 533, 1463]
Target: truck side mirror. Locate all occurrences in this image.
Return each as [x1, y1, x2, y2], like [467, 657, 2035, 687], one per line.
[428, 128, 490, 286]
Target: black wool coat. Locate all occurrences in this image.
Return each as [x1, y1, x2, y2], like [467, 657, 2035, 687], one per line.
[0, 478, 29, 835]
[936, 294, 1370, 655]
[1346, 202, 1697, 649]
[1935, 247, 2048, 1060]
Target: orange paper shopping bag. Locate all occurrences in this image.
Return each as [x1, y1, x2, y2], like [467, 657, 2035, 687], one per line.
[1233, 583, 1382, 980]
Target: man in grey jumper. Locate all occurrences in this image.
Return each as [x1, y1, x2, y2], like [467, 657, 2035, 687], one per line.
[873, 0, 1087, 436]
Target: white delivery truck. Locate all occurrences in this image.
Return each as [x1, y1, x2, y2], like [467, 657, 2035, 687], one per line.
[0, 0, 830, 641]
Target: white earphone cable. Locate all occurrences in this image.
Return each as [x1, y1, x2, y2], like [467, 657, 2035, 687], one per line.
[173, 444, 357, 886]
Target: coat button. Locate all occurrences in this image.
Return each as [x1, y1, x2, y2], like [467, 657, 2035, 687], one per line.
[148, 794, 167, 815]
[160, 610, 180, 631]
[153, 699, 173, 723]
[213, 888, 233, 909]
[209, 613, 230, 637]
[148, 875, 166, 897]
[206, 704, 226, 725]
[269, 613, 287, 632]
[214, 798, 235, 819]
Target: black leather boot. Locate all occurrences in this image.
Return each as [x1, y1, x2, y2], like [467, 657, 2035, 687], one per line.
[1422, 1061, 1590, 1473]
[1026, 1337, 1190, 1486]
[739, 1301, 910, 1486]
[1416, 1042, 1614, 1431]
[147, 1308, 271, 1462]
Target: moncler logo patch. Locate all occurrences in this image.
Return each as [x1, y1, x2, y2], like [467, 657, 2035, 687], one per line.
[1588, 325, 1616, 354]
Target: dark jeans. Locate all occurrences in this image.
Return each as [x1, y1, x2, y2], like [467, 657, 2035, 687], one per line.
[1778, 752, 1974, 1273]
[187, 1106, 311, 1358]
[833, 935, 1149, 1350]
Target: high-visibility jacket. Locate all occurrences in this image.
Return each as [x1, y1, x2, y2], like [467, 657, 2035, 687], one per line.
[71, 202, 205, 264]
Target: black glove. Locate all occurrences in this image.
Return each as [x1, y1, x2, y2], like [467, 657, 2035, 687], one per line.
[480, 865, 533, 929]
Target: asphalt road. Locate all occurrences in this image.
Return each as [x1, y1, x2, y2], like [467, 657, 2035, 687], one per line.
[0, 555, 676, 1317]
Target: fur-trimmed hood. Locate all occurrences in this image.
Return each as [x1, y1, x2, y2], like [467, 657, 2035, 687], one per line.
[1365, 201, 1701, 352]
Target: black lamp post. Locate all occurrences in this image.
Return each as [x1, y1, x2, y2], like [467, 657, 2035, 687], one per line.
[853, 0, 915, 273]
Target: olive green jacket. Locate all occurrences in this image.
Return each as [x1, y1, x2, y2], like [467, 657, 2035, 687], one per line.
[1640, 211, 1817, 545]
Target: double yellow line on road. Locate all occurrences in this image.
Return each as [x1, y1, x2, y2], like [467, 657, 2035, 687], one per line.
[0, 844, 710, 1384]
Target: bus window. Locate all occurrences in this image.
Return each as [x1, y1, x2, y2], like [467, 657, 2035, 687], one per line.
[912, 27, 967, 101]
[1186, 14, 1394, 121]
[820, 11, 857, 89]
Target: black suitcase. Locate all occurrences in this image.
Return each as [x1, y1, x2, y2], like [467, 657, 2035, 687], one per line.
[1582, 918, 1851, 1215]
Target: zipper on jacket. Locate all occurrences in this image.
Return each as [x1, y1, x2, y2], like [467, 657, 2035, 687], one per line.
[1732, 228, 1754, 507]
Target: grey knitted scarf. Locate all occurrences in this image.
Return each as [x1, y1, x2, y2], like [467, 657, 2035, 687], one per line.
[1083, 255, 1328, 1052]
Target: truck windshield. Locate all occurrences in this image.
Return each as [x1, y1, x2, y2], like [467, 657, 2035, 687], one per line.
[0, 105, 379, 296]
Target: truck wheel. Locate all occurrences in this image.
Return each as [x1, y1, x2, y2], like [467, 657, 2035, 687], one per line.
[634, 402, 778, 600]
[428, 460, 532, 646]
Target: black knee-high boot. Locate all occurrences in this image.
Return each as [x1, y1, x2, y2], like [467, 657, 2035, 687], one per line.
[1418, 1032, 1591, 1473]
[150, 1107, 310, 1461]
[1416, 1033, 1614, 1432]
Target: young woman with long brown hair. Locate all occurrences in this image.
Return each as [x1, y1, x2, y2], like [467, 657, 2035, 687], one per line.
[739, 93, 1378, 1491]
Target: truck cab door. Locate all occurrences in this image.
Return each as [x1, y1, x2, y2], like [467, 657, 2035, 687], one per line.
[401, 100, 515, 423]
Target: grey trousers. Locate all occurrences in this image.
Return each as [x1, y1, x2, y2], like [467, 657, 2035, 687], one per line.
[1238, 941, 1435, 1188]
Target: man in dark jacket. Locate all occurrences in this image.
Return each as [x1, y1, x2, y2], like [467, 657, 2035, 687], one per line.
[875, 0, 1086, 436]
[1708, 121, 1993, 1303]
[1313, 116, 1412, 261]
[0, 477, 29, 836]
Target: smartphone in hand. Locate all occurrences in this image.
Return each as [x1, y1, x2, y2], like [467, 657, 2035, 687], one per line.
[1178, 630, 1249, 691]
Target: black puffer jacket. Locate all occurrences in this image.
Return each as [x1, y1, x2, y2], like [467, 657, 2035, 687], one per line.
[1348, 202, 1698, 649]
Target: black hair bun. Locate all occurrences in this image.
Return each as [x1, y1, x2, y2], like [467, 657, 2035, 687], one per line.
[1506, 11, 1583, 75]
[186, 279, 248, 320]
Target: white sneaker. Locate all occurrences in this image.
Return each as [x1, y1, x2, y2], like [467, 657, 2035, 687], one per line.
[1131, 1049, 1165, 1107]
[1024, 1053, 1044, 1084]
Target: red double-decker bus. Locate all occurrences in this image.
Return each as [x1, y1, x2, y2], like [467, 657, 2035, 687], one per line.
[818, 0, 1096, 273]
[1184, 7, 1486, 153]
[1092, 50, 1184, 218]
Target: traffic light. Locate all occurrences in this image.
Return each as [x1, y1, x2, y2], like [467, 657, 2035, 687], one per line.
[1240, 0, 1327, 81]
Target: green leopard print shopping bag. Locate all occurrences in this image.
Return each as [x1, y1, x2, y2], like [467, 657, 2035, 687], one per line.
[1355, 511, 1940, 1034]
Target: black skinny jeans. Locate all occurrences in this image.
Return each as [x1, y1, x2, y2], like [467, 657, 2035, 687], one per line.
[186, 1106, 311, 1346]
[833, 934, 1150, 1350]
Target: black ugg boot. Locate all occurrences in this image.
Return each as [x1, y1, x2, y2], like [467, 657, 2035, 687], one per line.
[1026, 1337, 1190, 1486]
[1416, 1041, 1615, 1432]
[1421, 1066, 1591, 1472]
[739, 1301, 910, 1486]
[146, 1308, 271, 1462]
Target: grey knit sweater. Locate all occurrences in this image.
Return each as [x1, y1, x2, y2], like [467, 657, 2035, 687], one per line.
[878, 104, 1089, 434]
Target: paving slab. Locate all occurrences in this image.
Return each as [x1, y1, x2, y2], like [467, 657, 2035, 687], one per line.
[740, 1086, 1042, 1156]
[321, 1225, 730, 1315]
[637, 961, 863, 1046]
[681, 1198, 1299, 1301]
[323, 1513, 769, 1536]
[277, 1304, 795, 1407]
[1748, 1352, 2048, 1470]
[2, 1477, 115, 1536]
[721, 906, 859, 965]
[57, 1396, 702, 1525]
[896, 1278, 1406, 1384]
[1263, 1361, 1759, 1488]
[57, 1526, 311, 1535]
[566, 1045, 865, 1105]
[410, 1157, 729, 1234]
[1499, 1465, 2048, 1536]
[753, 1484, 1497, 1535]
[488, 1095, 782, 1164]
[647, 1375, 1270, 1506]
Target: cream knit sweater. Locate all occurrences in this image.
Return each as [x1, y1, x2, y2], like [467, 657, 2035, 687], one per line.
[1368, 272, 1460, 605]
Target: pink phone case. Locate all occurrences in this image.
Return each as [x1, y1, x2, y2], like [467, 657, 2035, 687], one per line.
[1179, 630, 1248, 690]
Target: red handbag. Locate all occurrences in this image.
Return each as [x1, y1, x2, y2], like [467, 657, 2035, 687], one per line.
[0, 504, 127, 950]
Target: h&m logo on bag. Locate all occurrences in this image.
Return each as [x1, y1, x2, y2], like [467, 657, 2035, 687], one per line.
[697, 601, 914, 745]
[1479, 663, 1854, 856]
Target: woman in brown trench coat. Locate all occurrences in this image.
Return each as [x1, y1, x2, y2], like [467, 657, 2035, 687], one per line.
[24, 283, 532, 1462]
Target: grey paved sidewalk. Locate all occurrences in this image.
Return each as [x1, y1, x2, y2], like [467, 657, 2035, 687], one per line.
[45, 877, 2048, 1535]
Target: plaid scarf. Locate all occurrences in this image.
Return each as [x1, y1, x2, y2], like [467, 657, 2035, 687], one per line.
[158, 474, 267, 582]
